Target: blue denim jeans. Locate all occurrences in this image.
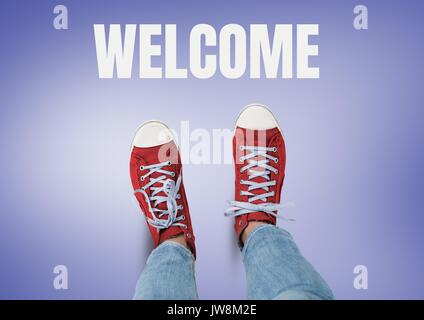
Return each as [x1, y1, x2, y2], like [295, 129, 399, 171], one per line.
[133, 224, 334, 300]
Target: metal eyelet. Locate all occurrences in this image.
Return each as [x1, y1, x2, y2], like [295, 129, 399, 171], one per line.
[179, 205, 184, 210]
[139, 165, 144, 170]
[239, 146, 244, 151]
[140, 176, 145, 181]
[176, 194, 181, 199]
[239, 157, 244, 162]
[274, 158, 279, 164]
[167, 161, 172, 166]
[272, 147, 277, 152]
[181, 215, 185, 220]
[275, 169, 278, 174]
[186, 233, 192, 239]
[170, 172, 175, 177]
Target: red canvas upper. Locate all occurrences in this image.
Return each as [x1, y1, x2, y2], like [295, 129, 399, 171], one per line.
[232, 126, 286, 241]
[129, 141, 196, 257]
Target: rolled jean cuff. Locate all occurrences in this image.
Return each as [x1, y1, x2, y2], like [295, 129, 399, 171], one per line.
[147, 240, 195, 265]
[241, 224, 290, 259]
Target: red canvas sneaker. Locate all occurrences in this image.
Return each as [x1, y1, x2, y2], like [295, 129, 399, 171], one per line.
[129, 121, 196, 257]
[226, 104, 287, 245]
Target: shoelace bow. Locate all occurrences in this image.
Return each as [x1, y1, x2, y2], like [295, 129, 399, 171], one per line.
[134, 161, 186, 230]
[225, 145, 293, 219]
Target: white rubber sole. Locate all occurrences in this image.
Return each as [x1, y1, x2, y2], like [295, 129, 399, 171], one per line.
[233, 103, 283, 134]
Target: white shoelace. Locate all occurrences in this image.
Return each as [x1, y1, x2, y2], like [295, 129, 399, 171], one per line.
[225, 146, 293, 219]
[134, 161, 186, 230]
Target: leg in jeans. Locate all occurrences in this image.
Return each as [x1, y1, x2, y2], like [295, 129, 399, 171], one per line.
[226, 105, 334, 299]
[134, 241, 198, 300]
[130, 121, 198, 300]
[242, 224, 334, 300]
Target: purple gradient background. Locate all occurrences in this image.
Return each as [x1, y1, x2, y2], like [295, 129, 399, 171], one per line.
[0, 0, 423, 299]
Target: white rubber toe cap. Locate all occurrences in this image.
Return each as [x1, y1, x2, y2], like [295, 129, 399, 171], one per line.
[236, 104, 280, 130]
[132, 121, 175, 148]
